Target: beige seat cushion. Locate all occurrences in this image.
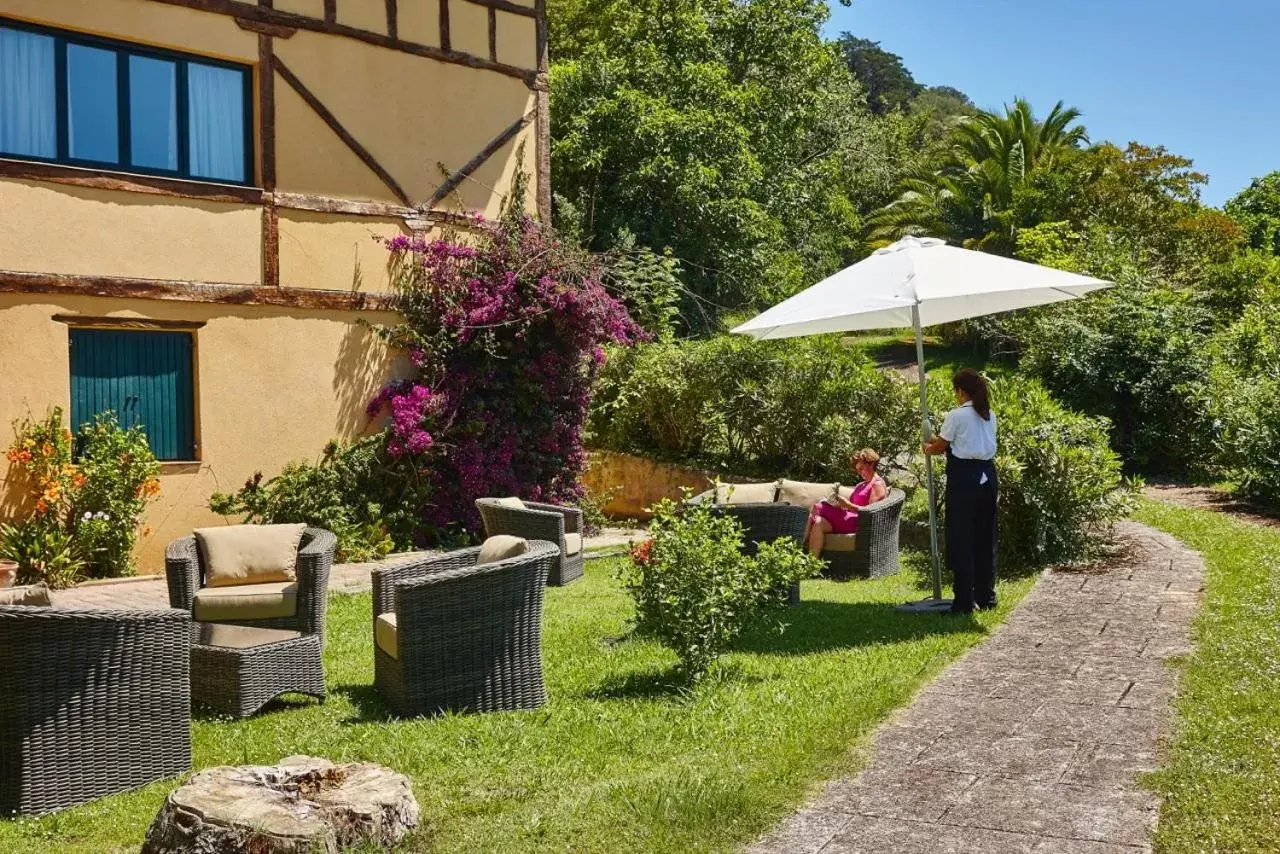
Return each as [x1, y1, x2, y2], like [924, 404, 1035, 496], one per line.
[564, 533, 582, 556]
[193, 581, 298, 621]
[823, 534, 857, 553]
[195, 523, 306, 588]
[492, 496, 527, 510]
[478, 535, 528, 565]
[375, 613, 398, 659]
[0, 583, 51, 607]
[715, 481, 778, 505]
[778, 479, 838, 508]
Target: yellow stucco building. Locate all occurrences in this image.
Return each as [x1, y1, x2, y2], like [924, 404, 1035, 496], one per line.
[0, 0, 548, 570]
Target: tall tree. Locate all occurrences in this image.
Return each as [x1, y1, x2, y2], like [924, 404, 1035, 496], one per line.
[1225, 171, 1280, 255]
[868, 98, 1088, 252]
[549, 0, 894, 324]
[835, 35, 921, 114]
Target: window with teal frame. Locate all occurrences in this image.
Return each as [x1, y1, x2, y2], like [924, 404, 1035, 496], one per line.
[69, 328, 196, 461]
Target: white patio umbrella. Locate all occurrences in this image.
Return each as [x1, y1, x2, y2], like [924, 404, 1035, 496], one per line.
[732, 236, 1111, 611]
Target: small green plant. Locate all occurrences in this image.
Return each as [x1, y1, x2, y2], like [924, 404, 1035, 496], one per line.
[578, 483, 622, 537]
[619, 496, 821, 681]
[0, 518, 85, 589]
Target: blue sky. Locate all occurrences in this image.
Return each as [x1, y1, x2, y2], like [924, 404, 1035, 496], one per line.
[825, 0, 1279, 207]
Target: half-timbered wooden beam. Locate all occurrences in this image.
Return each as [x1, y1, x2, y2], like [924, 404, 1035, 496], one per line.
[146, 0, 537, 86]
[274, 58, 413, 207]
[465, 0, 537, 18]
[439, 0, 452, 52]
[534, 0, 551, 221]
[0, 158, 264, 203]
[385, 0, 398, 39]
[236, 17, 296, 37]
[0, 270, 394, 312]
[427, 110, 536, 208]
[259, 33, 280, 287]
[488, 7, 497, 62]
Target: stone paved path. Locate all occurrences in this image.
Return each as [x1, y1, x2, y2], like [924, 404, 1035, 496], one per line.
[749, 521, 1203, 854]
[55, 527, 642, 609]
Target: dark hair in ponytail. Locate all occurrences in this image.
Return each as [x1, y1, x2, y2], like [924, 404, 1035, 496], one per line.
[952, 369, 991, 421]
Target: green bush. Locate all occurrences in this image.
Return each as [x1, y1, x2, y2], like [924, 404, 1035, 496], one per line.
[991, 376, 1139, 570]
[210, 436, 416, 562]
[1209, 304, 1280, 504]
[1021, 283, 1216, 475]
[619, 497, 821, 680]
[591, 335, 918, 480]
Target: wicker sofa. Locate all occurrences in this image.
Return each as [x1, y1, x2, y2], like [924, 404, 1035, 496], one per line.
[690, 480, 905, 579]
[0, 604, 192, 815]
[165, 526, 336, 641]
[476, 498, 584, 586]
[371, 540, 559, 717]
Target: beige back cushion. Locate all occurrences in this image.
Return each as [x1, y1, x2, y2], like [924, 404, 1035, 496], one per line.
[478, 535, 529, 565]
[0, 583, 52, 607]
[777, 479, 838, 508]
[195, 523, 307, 588]
[714, 481, 778, 505]
[493, 497, 526, 510]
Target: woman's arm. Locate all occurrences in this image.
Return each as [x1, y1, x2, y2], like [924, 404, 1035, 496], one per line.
[869, 479, 888, 503]
[922, 436, 949, 456]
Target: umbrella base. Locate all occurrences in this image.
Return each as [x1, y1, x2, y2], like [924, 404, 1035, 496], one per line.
[895, 597, 954, 614]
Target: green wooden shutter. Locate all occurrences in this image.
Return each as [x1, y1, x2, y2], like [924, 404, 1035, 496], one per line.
[69, 329, 195, 461]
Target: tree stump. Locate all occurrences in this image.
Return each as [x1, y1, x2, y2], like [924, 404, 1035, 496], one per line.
[141, 755, 420, 853]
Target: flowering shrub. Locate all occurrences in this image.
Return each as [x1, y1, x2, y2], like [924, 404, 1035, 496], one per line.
[619, 497, 821, 681]
[0, 408, 160, 586]
[366, 214, 642, 540]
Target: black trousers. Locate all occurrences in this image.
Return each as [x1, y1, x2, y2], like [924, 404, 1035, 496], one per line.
[945, 453, 998, 610]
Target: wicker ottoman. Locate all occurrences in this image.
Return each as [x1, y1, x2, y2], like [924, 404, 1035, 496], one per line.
[191, 623, 325, 718]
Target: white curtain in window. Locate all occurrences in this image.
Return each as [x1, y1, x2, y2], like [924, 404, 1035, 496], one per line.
[188, 63, 244, 182]
[0, 28, 56, 158]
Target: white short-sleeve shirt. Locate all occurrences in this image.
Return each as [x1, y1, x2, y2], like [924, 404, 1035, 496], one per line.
[939, 402, 997, 460]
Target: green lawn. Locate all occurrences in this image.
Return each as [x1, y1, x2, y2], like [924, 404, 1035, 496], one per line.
[0, 555, 1032, 853]
[1135, 499, 1280, 852]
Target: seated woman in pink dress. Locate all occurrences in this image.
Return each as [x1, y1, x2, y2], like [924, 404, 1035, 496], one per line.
[807, 448, 889, 556]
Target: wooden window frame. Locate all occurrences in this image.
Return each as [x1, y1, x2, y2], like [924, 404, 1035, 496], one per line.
[0, 15, 255, 187]
[65, 323, 202, 464]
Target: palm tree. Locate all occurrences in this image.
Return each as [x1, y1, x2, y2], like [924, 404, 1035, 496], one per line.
[869, 98, 1088, 253]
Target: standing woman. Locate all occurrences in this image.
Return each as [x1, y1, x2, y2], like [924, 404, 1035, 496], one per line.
[922, 369, 998, 614]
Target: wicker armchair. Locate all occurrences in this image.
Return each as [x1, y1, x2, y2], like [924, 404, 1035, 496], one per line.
[821, 489, 906, 580]
[371, 541, 558, 717]
[165, 527, 336, 640]
[475, 499, 584, 586]
[0, 606, 191, 815]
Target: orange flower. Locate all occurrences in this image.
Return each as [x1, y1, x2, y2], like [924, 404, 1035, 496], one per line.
[34, 498, 48, 515]
[72, 472, 87, 488]
[42, 481, 61, 501]
[61, 429, 72, 442]
[137, 478, 162, 499]
[40, 442, 53, 457]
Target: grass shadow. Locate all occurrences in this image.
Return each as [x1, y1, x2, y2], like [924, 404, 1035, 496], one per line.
[584, 660, 765, 702]
[332, 682, 394, 722]
[735, 600, 982, 656]
[191, 694, 324, 723]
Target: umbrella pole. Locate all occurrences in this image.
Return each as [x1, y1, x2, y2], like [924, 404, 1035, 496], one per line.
[913, 304, 943, 601]
[896, 304, 951, 614]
